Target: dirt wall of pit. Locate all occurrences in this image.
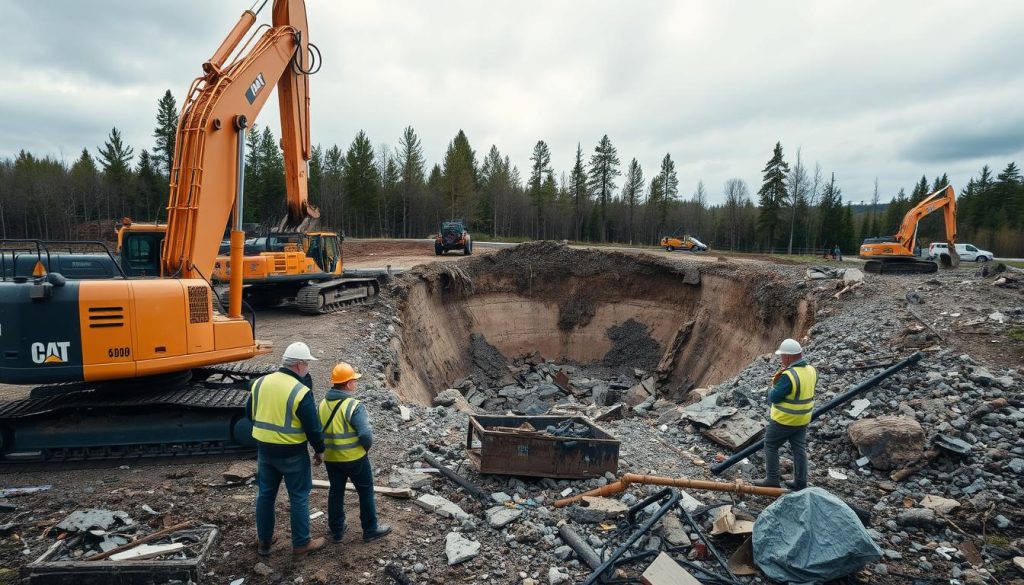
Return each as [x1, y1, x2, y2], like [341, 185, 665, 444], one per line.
[386, 242, 813, 405]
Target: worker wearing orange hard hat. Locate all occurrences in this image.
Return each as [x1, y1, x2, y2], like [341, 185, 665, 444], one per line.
[317, 362, 391, 544]
[753, 338, 817, 490]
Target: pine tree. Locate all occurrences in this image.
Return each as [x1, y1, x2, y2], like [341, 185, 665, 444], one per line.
[528, 140, 553, 238]
[254, 126, 285, 221]
[343, 130, 379, 236]
[441, 130, 478, 222]
[153, 90, 178, 176]
[692, 181, 708, 238]
[653, 154, 678, 239]
[785, 148, 808, 254]
[621, 158, 644, 244]
[397, 126, 425, 238]
[96, 127, 135, 218]
[135, 149, 163, 220]
[586, 135, 621, 242]
[757, 142, 789, 250]
[569, 144, 588, 241]
[480, 146, 513, 238]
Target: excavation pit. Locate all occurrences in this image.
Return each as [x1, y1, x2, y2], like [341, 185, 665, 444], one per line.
[387, 242, 812, 409]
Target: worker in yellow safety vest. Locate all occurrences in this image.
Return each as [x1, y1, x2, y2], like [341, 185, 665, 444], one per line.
[318, 362, 391, 543]
[247, 342, 326, 558]
[753, 338, 817, 490]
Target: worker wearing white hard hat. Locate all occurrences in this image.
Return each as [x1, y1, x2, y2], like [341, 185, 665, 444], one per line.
[246, 341, 327, 558]
[753, 338, 818, 490]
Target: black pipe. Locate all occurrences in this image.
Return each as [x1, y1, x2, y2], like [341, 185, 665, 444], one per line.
[711, 351, 923, 475]
[678, 504, 737, 581]
[420, 452, 490, 502]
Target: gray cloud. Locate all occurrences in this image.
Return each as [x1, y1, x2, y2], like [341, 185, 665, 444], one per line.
[2, 0, 1023, 205]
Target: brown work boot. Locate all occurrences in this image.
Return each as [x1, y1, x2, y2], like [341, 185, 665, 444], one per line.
[292, 537, 326, 558]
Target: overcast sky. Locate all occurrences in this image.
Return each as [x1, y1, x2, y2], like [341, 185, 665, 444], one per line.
[2, 0, 1023, 205]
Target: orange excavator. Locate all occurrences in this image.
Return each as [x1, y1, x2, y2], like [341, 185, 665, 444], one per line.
[0, 0, 322, 461]
[860, 184, 960, 274]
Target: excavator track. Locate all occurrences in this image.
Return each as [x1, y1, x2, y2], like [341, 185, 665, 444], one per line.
[864, 258, 939, 275]
[295, 277, 380, 314]
[0, 365, 276, 463]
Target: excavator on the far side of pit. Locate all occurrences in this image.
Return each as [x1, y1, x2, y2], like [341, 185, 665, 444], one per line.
[860, 184, 960, 275]
[0, 0, 323, 462]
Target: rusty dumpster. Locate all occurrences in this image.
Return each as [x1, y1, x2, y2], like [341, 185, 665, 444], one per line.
[466, 415, 619, 479]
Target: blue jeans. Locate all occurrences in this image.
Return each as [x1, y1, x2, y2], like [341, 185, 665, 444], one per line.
[326, 456, 378, 535]
[764, 421, 808, 486]
[256, 450, 312, 547]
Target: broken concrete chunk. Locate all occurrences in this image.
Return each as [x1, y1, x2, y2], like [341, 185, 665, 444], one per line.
[658, 514, 691, 547]
[444, 532, 480, 565]
[678, 490, 703, 513]
[414, 494, 470, 521]
[681, 395, 737, 427]
[56, 509, 134, 533]
[919, 495, 960, 514]
[485, 506, 523, 529]
[433, 388, 462, 407]
[388, 468, 432, 490]
[222, 461, 257, 483]
[846, 399, 870, 418]
[570, 496, 629, 523]
[398, 405, 412, 421]
[702, 415, 765, 451]
[847, 416, 925, 470]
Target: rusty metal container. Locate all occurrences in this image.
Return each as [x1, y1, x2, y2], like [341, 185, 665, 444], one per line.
[466, 415, 619, 479]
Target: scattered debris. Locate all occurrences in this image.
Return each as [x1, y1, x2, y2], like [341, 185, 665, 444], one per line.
[311, 479, 413, 499]
[0, 485, 51, 498]
[444, 532, 480, 565]
[640, 552, 700, 585]
[413, 494, 471, 521]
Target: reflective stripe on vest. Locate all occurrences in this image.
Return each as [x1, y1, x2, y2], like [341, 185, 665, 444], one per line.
[319, 396, 367, 462]
[250, 371, 310, 445]
[770, 364, 817, 426]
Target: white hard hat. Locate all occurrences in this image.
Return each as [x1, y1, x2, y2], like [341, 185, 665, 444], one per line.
[282, 341, 318, 361]
[774, 338, 803, 356]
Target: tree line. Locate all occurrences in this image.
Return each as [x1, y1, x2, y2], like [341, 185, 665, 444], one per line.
[2, 89, 1023, 256]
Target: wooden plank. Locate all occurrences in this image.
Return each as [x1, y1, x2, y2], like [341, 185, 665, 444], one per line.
[311, 480, 413, 499]
[109, 542, 184, 561]
[640, 552, 701, 585]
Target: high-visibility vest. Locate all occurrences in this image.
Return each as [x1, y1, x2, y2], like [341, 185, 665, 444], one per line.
[770, 363, 817, 426]
[250, 371, 311, 445]
[319, 396, 367, 463]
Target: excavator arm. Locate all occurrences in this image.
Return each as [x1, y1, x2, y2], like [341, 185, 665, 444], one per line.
[860, 184, 959, 274]
[162, 0, 319, 289]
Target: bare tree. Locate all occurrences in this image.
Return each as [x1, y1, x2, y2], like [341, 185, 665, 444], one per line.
[724, 178, 750, 251]
[786, 148, 808, 254]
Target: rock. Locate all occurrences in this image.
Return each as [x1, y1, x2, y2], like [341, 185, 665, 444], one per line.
[847, 399, 870, 418]
[414, 494, 471, 521]
[658, 514, 691, 547]
[445, 532, 480, 565]
[223, 461, 257, 482]
[516, 394, 551, 415]
[311, 569, 329, 584]
[492, 492, 512, 504]
[967, 367, 995, 385]
[547, 567, 570, 585]
[253, 562, 274, 576]
[919, 495, 960, 514]
[1013, 556, 1024, 573]
[1008, 458, 1024, 475]
[847, 416, 925, 470]
[842, 268, 865, 283]
[413, 563, 426, 574]
[433, 388, 462, 407]
[553, 545, 573, 561]
[389, 469, 432, 489]
[485, 506, 523, 529]
[897, 508, 938, 528]
[995, 514, 1010, 529]
[623, 382, 653, 407]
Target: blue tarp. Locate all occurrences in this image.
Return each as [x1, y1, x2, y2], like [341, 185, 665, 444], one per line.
[753, 487, 882, 583]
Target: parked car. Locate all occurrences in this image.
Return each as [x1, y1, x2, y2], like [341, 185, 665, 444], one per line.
[927, 242, 994, 263]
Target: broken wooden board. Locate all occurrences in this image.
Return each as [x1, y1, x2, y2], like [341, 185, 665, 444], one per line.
[311, 480, 413, 499]
[640, 552, 701, 585]
[702, 415, 766, 451]
[710, 506, 755, 536]
[727, 536, 759, 576]
[655, 320, 695, 381]
[109, 543, 184, 562]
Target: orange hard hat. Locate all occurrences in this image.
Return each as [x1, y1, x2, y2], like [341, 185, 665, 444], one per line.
[331, 362, 362, 386]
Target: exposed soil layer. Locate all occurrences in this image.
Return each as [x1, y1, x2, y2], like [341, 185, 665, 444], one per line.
[387, 241, 814, 405]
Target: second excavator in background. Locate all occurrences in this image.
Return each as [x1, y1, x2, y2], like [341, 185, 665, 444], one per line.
[860, 184, 960, 274]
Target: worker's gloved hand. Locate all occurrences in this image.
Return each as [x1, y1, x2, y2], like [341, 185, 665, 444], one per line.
[771, 369, 784, 385]
[313, 452, 323, 466]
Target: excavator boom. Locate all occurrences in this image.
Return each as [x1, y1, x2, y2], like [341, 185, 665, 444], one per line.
[860, 185, 960, 274]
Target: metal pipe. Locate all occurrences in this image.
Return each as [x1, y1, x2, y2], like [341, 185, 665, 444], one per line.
[553, 474, 783, 509]
[228, 115, 249, 319]
[678, 504, 738, 582]
[557, 525, 602, 570]
[711, 351, 923, 475]
[420, 452, 490, 502]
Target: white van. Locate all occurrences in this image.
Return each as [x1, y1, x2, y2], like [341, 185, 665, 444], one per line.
[927, 242, 994, 263]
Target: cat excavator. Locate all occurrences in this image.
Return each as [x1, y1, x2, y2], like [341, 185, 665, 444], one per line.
[0, 0, 322, 461]
[860, 184, 960, 274]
